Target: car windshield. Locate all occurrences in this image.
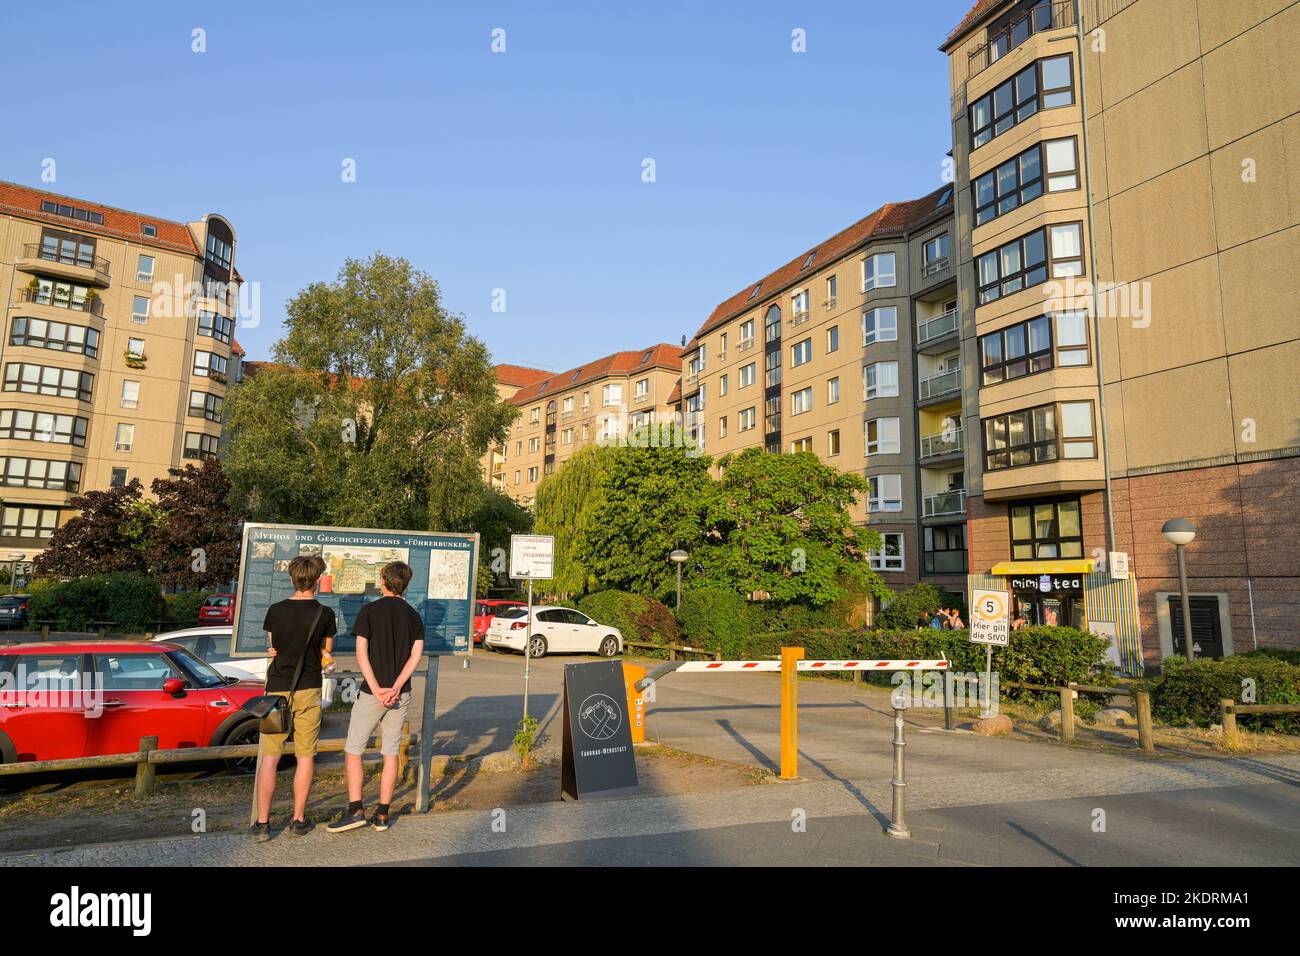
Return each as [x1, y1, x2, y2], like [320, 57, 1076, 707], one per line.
[166, 646, 230, 688]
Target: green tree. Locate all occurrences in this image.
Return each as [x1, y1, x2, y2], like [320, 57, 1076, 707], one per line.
[533, 443, 616, 596]
[695, 449, 886, 607]
[146, 458, 242, 591]
[468, 485, 534, 594]
[224, 253, 516, 533]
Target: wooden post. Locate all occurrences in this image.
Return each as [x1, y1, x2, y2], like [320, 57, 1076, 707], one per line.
[1059, 688, 1075, 742]
[779, 646, 804, 780]
[41, 625, 50, 640]
[1135, 690, 1154, 752]
[398, 721, 411, 783]
[134, 736, 158, 799]
[1221, 698, 1240, 748]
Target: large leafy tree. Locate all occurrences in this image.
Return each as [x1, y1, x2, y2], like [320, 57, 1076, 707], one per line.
[224, 253, 516, 533]
[146, 458, 242, 590]
[695, 448, 887, 606]
[467, 485, 534, 594]
[34, 480, 158, 576]
[533, 443, 616, 597]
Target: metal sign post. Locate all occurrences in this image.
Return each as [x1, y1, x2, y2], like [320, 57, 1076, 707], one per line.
[509, 535, 554, 724]
[969, 587, 1010, 718]
[522, 574, 533, 721]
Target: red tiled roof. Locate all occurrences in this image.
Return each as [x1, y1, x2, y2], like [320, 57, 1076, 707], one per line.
[941, 0, 1009, 50]
[509, 344, 683, 406]
[0, 181, 201, 255]
[689, 185, 953, 344]
[495, 364, 551, 388]
[231, 338, 246, 357]
[665, 381, 682, 405]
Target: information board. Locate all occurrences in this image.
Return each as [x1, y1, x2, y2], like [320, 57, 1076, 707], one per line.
[232, 523, 479, 658]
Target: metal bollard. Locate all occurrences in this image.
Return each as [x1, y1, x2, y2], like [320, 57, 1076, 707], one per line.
[943, 670, 954, 731]
[886, 705, 910, 839]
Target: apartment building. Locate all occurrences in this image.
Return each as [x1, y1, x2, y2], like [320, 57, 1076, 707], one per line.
[482, 363, 550, 493]
[0, 183, 241, 560]
[495, 344, 682, 505]
[943, 0, 1300, 666]
[680, 189, 965, 591]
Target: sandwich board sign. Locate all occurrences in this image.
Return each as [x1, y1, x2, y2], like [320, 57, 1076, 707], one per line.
[509, 534, 554, 580]
[561, 660, 639, 800]
[970, 588, 1010, 646]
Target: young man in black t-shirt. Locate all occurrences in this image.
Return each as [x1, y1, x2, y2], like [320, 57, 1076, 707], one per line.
[327, 561, 424, 833]
[251, 555, 336, 842]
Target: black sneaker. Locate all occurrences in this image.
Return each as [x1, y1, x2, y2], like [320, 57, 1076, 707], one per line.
[370, 810, 391, 832]
[326, 807, 370, 833]
[287, 817, 315, 837]
[249, 821, 272, 843]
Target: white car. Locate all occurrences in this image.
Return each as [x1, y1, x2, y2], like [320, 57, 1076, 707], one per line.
[484, 606, 623, 659]
[152, 626, 337, 706]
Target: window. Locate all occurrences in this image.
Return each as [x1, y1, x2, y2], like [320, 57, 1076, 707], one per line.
[131, 295, 150, 324]
[925, 525, 967, 573]
[738, 407, 756, 431]
[827, 325, 839, 352]
[137, 254, 155, 282]
[527, 467, 538, 482]
[719, 416, 728, 439]
[764, 395, 781, 435]
[205, 232, 233, 270]
[791, 338, 812, 367]
[528, 437, 540, 453]
[603, 383, 622, 407]
[980, 315, 1051, 385]
[867, 474, 903, 513]
[530, 407, 541, 424]
[869, 532, 906, 571]
[747, 283, 762, 301]
[791, 437, 813, 453]
[923, 234, 950, 275]
[718, 374, 728, 397]
[0, 505, 59, 540]
[141, 223, 157, 238]
[122, 381, 141, 409]
[1044, 137, 1079, 191]
[1010, 498, 1083, 559]
[864, 362, 899, 400]
[115, 423, 135, 452]
[3, 364, 93, 402]
[765, 349, 781, 388]
[863, 307, 898, 345]
[0, 410, 87, 445]
[976, 138, 1081, 226]
[581, 391, 590, 409]
[739, 363, 756, 388]
[562, 396, 573, 414]
[983, 401, 1095, 470]
[792, 289, 809, 315]
[827, 429, 840, 456]
[740, 319, 755, 344]
[562, 427, 573, 444]
[198, 310, 234, 344]
[39, 200, 104, 225]
[827, 377, 840, 405]
[184, 431, 219, 460]
[865, 417, 900, 455]
[1059, 401, 1096, 458]
[127, 338, 146, 359]
[10, 317, 99, 358]
[0, 457, 81, 492]
[764, 305, 781, 343]
[635, 378, 649, 398]
[791, 387, 813, 415]
[110, 467, 128, 488]
[514, 470, 521, 486]
[1054, 309, 1089, 366]
[719, 332, 728, 354]
[188, 390, 223, 422]
[39, 229, 99, 270]
[969, 54, 1074, 150]
[863, 253, 896, 291]
[193, 350, 229, 382]
[976, 223, 1083, 304]
[826, 275, 838, 304]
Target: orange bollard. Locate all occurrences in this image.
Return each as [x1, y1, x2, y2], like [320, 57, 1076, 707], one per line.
[622, 663, 647, 744]
[779, 646, 804, 779]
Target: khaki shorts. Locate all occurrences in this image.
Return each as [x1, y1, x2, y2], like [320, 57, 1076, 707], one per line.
[258, 687, 322, 757]
[344, 691, 412, 757]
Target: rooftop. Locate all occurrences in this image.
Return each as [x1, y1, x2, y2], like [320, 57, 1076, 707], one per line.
[509, 344, 683, 406]
[0, 181, 206, 255]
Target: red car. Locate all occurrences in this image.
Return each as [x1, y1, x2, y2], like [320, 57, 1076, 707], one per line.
[0, 640, 264, 769]
[197, 593, 236, 626]
[474, 599, 525, 646]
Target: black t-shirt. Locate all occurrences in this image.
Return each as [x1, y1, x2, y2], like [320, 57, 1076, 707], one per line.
[263, 599, 336, 692]
[353, 596, 424, 695]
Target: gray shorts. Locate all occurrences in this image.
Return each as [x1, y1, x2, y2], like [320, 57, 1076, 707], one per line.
[344, 691, 412, 757]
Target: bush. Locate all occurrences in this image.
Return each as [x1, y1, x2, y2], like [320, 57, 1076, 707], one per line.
[875, 583, 943, 629]
[24, 573, 163, 632]
[679, 589, 757, 655]
[163, 591, 209, 625]
[577, 590, 680, 646]
[1241, 646, 1300, 666]
[1150, 656, 1300, 733]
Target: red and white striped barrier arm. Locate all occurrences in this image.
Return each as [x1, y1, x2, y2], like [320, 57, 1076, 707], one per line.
[674, 659, 949, 672]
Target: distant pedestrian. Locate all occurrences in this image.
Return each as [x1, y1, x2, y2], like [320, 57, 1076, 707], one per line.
[949, 609, 965, 629]
[929, 610, 945, 630]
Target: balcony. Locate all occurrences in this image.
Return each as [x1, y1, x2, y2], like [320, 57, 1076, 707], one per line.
[919, 426, 963, 462]
[15, 243, 111, 287]
[16, 287, 105, 318]
[686, 371, 700, 385]
[922, 256, 950, 278]
[916, 310, 959, 348]
[918, 365, 962, 402]
[923, 489, 967, 518]
[634, 392, 649, 404]
[966, 0, 1075, 79]
[790, 310, 810, 327]
[737, 338, 755, 353]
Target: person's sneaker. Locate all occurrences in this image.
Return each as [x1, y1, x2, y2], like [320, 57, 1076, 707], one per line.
[369, 810, 391, 832]
[249, 821, 272, 843]
[326, 807, 369, 833]
[287, 817, 315, 837]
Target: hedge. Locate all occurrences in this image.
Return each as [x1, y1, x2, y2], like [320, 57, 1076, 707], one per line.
[1150, 655, 1300, 732]
[577, 590, 680, 646]
[163, 591, 210, 625]
[25, 573, 163, 632]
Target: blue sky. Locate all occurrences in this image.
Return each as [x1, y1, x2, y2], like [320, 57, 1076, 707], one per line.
[0, 0, 972, 371]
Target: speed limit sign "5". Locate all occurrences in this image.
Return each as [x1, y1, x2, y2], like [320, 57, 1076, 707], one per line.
[971, 588, 1010, 646]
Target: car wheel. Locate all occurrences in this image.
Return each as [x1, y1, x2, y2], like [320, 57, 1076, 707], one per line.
[222, 719, 261, 774]
[527, 635, 548, 659]
[599, 636, 620, 658]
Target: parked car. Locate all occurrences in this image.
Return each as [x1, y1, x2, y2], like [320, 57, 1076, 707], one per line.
[473, 599, 525, 646]
[0, 595, 29, 630]
[0, 640, 264, 771]
[150, 626, 337, 707]
[484, 605, 622, 659]
[197, 593, 236, 626]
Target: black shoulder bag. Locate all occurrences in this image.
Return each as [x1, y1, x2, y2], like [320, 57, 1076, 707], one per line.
[241, 604, 325, 736]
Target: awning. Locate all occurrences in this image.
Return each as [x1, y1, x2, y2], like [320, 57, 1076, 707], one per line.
[989, 559, 1094, 576]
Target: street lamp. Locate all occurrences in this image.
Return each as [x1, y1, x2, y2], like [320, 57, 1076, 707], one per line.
[669, 549, 688, 618]
[1162, 518, 1197, 661]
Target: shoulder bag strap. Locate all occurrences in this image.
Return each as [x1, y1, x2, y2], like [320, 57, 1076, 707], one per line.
[283, 604, 325, 743]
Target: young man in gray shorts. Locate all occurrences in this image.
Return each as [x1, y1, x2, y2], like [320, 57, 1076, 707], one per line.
[326, 561, 424, 832]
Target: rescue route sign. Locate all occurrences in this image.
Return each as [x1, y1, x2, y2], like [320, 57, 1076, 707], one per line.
[561, 660, 639, 800]
[509, 533, 554, 580]
[970, 588, 1011, 646]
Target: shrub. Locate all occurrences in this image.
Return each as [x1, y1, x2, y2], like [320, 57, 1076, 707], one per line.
[1241, 646, 1300, 667]
[876, 583, 943, 629]
[679, 589, 756, 655]
[578, 590, 680, 646]
[1150, 656, 1300, 733]
[163, 591, 209, 625]
[23, 573, 163, 632]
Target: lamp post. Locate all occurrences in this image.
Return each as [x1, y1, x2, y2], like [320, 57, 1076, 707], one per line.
[1162, 518, 1197, 661]
[669, 549, 688, 618]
